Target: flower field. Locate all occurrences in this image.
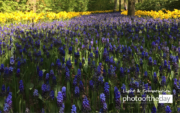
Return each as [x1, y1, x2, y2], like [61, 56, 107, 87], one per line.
[0, 10, 180, 113]
[0, 9, 180, 24]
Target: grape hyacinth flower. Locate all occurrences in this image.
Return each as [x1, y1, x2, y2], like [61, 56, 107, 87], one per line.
[82, 96, 91, 112]
[3, 92, 12, 112]
[128, 88, 135, 97]
[114, 86, 121, 109]
[62, 86, 66, 100]
[50, 90, 54, 100]
[165, 106, 172, 113]
[100, 93, 106, 104]
[65, 70, 70, 81]
[144, 71, 148, 78]
[71, 104, 77, 113]
[41, 84, 47, 94]
[98, 76, 104, 86]
[102, 102, 108, 112]
[161, 76, 166, 87]
[89, 80, 94, 89]
[57, 91, 63, 107]
[79, 80, 84, 91]
[39, 70, 43, 80]
[1, 84, 5, 92]
[19, 80, 24, 93]
[33, 89, 39, 97]
[73, 76, 78, 86]
[74, 86, 80, 97]
[144, 83, 148, 90]
[177, 107, 180, 113]
[153, 72, 158, 83]
[151, 106, 157, 113]
[59, 103, 65, 113]
[104, 82, 109, 97]
[121, 84, 126, 95]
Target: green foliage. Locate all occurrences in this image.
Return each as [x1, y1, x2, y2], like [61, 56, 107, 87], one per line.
[0, 0, 118, 13]
[0, 0, 19, 12]
[163, 0, 180, 11]
[87, 0, 114, 11]
[35, 1, 52, 13]
[135, 0, 180, 11]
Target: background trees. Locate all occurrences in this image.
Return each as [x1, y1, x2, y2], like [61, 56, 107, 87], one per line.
[0, 0, 179, 13]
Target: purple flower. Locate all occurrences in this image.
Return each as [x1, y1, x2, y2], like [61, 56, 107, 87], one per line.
[50, 90, 54, 100]
[50, 70, 54, 76]
[19, 80, 24, 93]
[71, 104, 77, 113]
[45, 73, 49, 80]
[165, 106, 172, 113]
[114, 86, 121, 109]
[151, 106, 156, 113]
[144, 71, 148, 77]
[33, 89, 39, 97]
[148, 57, 153, 65]
[100, 93, 106, 103]
[73, 76, 78, 86]
[69, 46, 73, 54]
[82, 96, 91, 112]
[153, 72, 157, 83]
[177, 107, 180, 113]
[39, 70, 43, 80]
[66, 59, 72, 69]
[103, 102, 108, 112]
[74, 86, 80, 97]
[57, 91, 63, 107]
[62, 86, 66, 100]
[59, 103, 65, 113]
[98, 76, 104, 85]
[121, 84, 126, 94]
[6, 87, 10, 94]
[10, 58, 15, 65]
[2, 84, 5, 92]
[161, 76, 166, 86]
[65, 71, 70, 81]
[144, 83, 148, 90]
[77, 69, 81, 81]
[79, 81, 84, 91]
[89, 80, 94, 89]
[52, 76, 56, 85]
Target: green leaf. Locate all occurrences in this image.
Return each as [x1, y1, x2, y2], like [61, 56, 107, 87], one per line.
[17, 90, 20, 94]
[77, 100, 81, 111]
[152, 95, 158, 108]
[42, 69, 46, 74]
[38, 94, 42, 100]
[19, 99, 22, 112]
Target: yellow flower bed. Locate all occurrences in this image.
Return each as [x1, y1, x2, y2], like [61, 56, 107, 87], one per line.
[0, 9, 179, 24]
[121, 9, 180, 19]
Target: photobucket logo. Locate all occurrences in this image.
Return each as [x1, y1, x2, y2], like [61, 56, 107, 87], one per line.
[123, 95, 173, 103]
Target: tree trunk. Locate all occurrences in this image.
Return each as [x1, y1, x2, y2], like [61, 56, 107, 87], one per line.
[119, 0, 121, 12]
[113, 0, 117, 12]
[128, 0, 135, 16]
[32, 0, 36, 13]
[27, 0, 36, 12]
[124, 0, 126, 8]
[138, 0, 141, 3]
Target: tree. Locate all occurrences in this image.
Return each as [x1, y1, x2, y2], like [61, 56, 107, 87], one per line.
[128, 0, 135, 16]
[113, 0, 117, 12]
[119, 0, 121, 12]
[124, 0, 126, 8]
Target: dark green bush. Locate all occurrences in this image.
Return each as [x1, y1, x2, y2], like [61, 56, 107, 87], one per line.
[135, 0, 180, 11]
